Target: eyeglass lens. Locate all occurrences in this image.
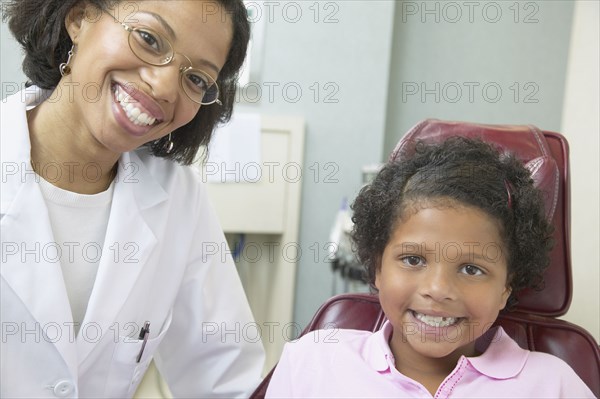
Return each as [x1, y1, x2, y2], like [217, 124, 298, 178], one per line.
[127, 26, 219, 104]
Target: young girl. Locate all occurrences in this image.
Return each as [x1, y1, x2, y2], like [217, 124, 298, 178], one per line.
[265, 137, 595, 398]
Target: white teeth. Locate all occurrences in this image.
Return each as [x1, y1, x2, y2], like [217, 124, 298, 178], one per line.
[139, 113, 149, 124]
[115, 86, 157, 127]
[130, 107, 140, 118]
[414, 311, 459, 328]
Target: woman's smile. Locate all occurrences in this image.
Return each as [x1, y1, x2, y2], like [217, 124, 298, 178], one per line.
[111, 82, 164, 137]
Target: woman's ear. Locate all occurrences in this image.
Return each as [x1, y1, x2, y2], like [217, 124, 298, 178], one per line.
[64, 2, 91, 44]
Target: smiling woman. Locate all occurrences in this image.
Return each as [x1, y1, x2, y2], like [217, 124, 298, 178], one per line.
[1, 0, 265, 397]
[8, 0, 247, 167]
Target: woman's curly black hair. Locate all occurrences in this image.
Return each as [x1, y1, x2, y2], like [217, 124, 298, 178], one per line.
[351, 137, 554, 309]
[3, 0, 250, 165]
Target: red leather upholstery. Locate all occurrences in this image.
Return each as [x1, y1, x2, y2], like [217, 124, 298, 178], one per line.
[250, 120, 599, 398]
[495, 312, 600, 393]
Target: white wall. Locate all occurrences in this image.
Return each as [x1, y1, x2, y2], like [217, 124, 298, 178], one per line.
[560, 0, 600, 342]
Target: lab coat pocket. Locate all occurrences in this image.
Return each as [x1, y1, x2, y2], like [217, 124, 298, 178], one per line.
[104, 311, 173, 398]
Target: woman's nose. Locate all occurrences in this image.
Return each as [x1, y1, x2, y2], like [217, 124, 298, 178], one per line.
[419, 265, 457, 302]
[139, 64, 181, 103]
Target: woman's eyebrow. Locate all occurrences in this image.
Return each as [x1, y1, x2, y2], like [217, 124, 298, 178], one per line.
[141, 11, 221, 75]
[200, 61, 221, 76]
[142, 11, 177, 40]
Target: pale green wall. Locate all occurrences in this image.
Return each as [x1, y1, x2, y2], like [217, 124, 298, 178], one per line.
[1, 17, 27, 97]
[384, 0, 575, 154]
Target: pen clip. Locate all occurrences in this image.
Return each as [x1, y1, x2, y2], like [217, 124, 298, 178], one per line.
[136, 321, 150, 363]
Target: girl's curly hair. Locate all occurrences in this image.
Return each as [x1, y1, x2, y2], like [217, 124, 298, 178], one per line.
[351, 137, 554, 309]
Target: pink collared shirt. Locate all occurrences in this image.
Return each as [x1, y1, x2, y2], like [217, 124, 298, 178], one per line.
[266, 321, 595, 398]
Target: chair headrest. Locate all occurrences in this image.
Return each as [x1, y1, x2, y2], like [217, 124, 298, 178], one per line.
[389, 119, 559, 221]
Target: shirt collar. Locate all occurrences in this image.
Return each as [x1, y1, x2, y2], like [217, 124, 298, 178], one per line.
[467, 326, 529, 379]
[363, 321, 529, 379]
[364, 320, 395, 372]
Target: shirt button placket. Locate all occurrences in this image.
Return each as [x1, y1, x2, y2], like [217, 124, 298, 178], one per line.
[435, 360, 467, 398]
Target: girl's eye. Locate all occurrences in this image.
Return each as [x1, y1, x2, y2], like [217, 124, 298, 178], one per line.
[461, 264, 484, 276]
[401, 256, 424, 267]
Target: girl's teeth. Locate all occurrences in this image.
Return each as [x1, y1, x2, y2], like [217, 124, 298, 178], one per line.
[414, 311, 459, 327]
[115, 86, 156, 127]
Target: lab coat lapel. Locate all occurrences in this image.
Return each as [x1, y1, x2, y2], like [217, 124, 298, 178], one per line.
[77, 151, 168, 362]
[1, 180, 80, 379]
[1, 87, 170, 369]
[1, 86, 79, 379]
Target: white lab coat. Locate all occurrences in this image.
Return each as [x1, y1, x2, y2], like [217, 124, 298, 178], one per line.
[0, 87, 265, 398]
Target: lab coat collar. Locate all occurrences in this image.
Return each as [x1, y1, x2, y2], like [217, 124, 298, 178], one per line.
[1, 86, 169, 373]
[0, 85, 43, 215]
[1, 86, 81, 376]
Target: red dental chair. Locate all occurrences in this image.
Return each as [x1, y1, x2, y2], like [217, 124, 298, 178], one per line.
[250, 120, 600, 397]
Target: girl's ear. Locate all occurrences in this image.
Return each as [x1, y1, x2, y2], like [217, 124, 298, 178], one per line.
[500, 284, 512, 309]
[499, 270, 514, 309]
[65, 2, 91, 44]
[373, 256, 382, 291]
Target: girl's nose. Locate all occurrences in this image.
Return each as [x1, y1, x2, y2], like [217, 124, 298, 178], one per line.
[419, 265, 457, 302]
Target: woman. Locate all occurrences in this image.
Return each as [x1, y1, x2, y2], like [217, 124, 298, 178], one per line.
[1, 0, 264, 397]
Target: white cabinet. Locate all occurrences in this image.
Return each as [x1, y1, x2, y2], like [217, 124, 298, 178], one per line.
[204, 115, 305, 373]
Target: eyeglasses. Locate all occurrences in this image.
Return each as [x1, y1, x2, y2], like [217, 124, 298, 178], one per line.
[105, 11, 221, 105]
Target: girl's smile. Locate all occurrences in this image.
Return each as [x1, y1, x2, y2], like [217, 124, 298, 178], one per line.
[410, 309, 462, 328]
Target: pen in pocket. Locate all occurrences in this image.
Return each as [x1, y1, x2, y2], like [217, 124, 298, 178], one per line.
[136, 321, 150, 363]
